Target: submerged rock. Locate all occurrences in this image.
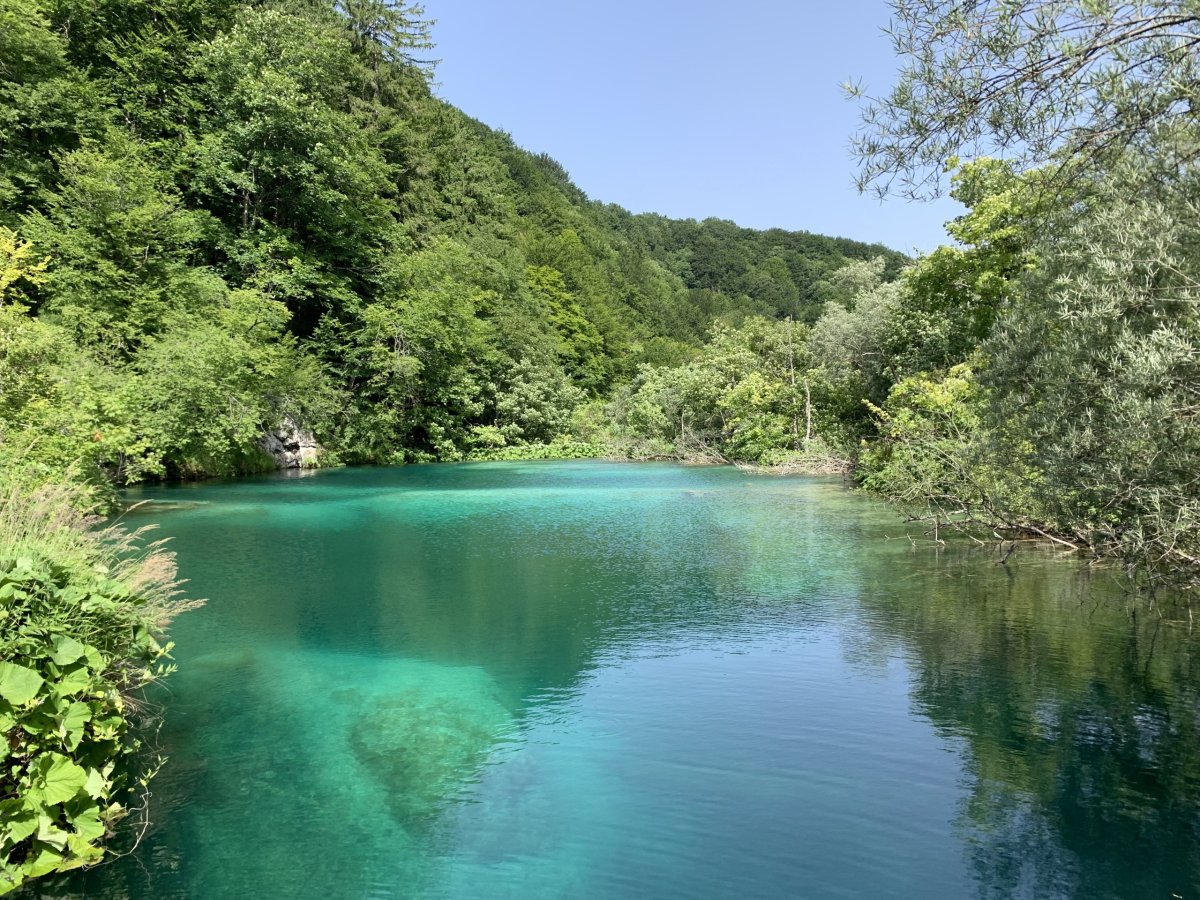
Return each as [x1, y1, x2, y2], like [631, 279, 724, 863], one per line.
[260, 415, 321, 469]
[346, 666, 512, 829]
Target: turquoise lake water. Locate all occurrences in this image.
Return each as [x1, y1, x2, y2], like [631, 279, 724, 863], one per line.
[27, 461, 1200, 898]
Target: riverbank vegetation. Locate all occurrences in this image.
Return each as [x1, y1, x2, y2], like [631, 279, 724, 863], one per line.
[0, 469, 197, 893]
[848, 1, 1200, 595]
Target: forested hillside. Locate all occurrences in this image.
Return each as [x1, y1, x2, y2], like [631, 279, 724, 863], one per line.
[0, 0, 895, 493]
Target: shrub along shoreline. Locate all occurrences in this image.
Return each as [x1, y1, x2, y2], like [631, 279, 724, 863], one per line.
[0, 471, 199, 894]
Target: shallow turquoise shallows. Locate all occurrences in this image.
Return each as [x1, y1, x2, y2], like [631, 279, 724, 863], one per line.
[28, 462, 1200, 899]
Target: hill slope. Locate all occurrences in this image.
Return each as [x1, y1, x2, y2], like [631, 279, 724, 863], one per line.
[0, 0, 900, 480]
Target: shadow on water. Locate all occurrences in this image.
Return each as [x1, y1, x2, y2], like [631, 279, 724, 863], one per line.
[25, 462, 1200, 899]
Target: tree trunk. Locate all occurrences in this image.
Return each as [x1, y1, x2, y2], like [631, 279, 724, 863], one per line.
[804, 377, 813, 443]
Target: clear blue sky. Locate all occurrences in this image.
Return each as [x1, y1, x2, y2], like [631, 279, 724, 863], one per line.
[427, 0, 961, 254]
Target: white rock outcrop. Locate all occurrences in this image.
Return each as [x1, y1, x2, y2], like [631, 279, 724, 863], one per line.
[260, 415, 321, 468]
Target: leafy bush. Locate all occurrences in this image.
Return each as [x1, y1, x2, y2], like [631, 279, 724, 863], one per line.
[859, 364, 990, 511]
[983, 161, 1200, 589]
[466, 439, 606, 462]
[0, 475, 198, 894]
[604, 316, 858, 465]
[858, 363, 1048, 532]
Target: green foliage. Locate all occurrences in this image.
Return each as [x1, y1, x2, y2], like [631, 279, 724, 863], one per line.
[334, 237, 490, 462]
[613, 212, 905, 332]
[0, 303, 150, 494]
[851, 163, 1057, 522]
[187, 4, 393, 257]
[852, 1, 1200, 199]
[858, 363, 1016, 520]
[0, 474, 197, 895]
[985, 160, 1200, 588]
[22, 134, 217, 355]
[808, 260, 903, 424]
[0, 276, 328, 488]
[489, 357, 584, 446]
[337, 0, 433, 74]
[607, 317, 840, 465]
[526, 265, 607, 392]
[858, 146, 1200, 594]
[603, 255, 924, 467]
[134, 290, 330, 477]
[886, 159, 1042, 376]
[0, 226, 46, 300]
[0, 0, 105, 218]
[466, 438, 605, 462]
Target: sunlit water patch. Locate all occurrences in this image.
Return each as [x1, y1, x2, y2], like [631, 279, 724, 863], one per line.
[26, 462, 1200, 899]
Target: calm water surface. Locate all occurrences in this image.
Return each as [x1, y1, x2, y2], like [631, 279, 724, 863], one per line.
[30, 462, 1200, 898]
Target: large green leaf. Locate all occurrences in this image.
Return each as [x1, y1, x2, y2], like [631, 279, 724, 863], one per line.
[19, 847, 62, 880]
[69, 805, 105, 843]
[35, 816, 69, 852]
[29, 754, 87, 806]
[52, 667, 91, 699]
[48, 636, 85, 667]
[1, 807, 37, 844]
[82, 768, 106, 800]
[82, 645, 104, 672]
[60, 702, 91, 751]
[0, 662, 43, 706]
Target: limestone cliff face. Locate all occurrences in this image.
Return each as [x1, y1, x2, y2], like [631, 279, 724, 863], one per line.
[260, 415, 321, 468]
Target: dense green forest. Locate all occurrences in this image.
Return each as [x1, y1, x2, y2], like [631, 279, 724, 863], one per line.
[0, 0, 898, 493]
[3, 0, 1200, 889]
